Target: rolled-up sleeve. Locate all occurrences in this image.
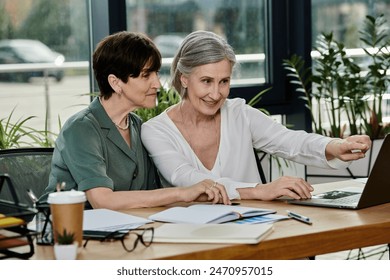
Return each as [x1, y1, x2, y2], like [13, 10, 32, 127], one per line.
[57, 117, 113, 191]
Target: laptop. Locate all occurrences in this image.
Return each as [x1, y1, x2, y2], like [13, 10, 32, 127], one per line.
[289, 134, 390, 209]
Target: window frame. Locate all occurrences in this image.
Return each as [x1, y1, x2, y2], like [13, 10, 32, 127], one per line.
[89, 0, 313, 131]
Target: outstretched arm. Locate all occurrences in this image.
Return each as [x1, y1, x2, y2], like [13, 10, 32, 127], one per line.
[325, 135, 371, 162]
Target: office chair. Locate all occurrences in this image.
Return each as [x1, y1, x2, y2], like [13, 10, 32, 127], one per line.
[0, 147, 54, 208]
[0, 147, 53, 259]
[253, 148, 267, 184]
[0, 174, 38, 259]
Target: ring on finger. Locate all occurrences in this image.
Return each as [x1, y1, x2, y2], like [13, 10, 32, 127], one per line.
[208, 182, 217, 190]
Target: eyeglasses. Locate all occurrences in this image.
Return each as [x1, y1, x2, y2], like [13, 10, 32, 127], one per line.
[83, 227, 154, 253]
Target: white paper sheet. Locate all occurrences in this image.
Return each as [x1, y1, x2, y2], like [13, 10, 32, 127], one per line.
[83, 209, 152, 231]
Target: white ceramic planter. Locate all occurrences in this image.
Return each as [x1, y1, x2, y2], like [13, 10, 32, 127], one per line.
[54, 242, 78, 260]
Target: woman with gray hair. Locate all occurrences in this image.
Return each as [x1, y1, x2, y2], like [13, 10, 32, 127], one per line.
[40, 31, 230, 209]
[141, 30, 371, 201]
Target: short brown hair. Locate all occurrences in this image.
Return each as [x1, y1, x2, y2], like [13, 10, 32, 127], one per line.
[93, 31, 161, 98]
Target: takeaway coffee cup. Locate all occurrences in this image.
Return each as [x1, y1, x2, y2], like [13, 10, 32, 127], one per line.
[48, 190, 86, 247]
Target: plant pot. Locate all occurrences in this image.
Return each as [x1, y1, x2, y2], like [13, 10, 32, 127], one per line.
[53, 242, 78, 260]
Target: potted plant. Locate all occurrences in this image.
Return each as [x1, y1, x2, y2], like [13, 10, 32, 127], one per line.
[283, 14, 390, 183]
[53, 229, 78, 260]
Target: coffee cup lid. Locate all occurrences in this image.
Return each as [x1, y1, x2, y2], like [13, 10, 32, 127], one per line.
[48, 190, 86, 204]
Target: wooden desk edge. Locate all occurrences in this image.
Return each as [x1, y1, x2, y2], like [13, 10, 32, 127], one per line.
[155, 221, 390, 260]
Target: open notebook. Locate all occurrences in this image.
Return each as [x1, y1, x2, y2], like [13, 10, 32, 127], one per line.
[149, 204, 276, 224]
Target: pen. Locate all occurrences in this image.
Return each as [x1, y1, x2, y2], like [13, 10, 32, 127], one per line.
[286, 210, 312, 225]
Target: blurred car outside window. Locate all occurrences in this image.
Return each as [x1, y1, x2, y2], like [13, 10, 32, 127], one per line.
[0, 39, 65, 83]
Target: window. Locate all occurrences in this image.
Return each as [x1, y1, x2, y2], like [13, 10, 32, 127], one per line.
[7, 1, 385, 137]
[121, 1, 313, 120]
[1, 0, 312, 134]
[311, 0, 390, 70]
[309, 0, 390, 133]
[125, 0, 267, 86]
[312, 0, 390, 48]
[0, 0, 90, 135]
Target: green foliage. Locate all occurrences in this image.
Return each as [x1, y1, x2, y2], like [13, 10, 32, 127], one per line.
[56, 229, 75, 245]
[0, 107, 58, 149]
[284, 14, 390, 139]
[0, 108, 37, 149]
[24, 112, 60, 148]
[247, 87, 272, 116]
[135, 86, 181, 122]
[359, 15, 390, 139]
[283, 54, 320, 132]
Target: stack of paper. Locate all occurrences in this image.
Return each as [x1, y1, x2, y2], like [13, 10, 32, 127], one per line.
[83, 209, 152, 231]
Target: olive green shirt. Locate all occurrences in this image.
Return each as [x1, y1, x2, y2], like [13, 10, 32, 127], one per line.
[40, 98, 160, 207]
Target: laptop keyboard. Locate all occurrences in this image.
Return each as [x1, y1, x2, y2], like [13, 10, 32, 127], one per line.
[333, 194, 360, 205]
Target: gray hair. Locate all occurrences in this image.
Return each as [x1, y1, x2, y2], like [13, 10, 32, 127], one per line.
[170, 30, 237, 98]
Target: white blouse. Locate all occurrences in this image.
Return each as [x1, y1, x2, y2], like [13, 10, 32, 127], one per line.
[141, 98, 349, 199]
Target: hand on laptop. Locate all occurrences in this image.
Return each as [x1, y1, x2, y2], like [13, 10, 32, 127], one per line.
[325, 135, 371, 162]
[239, 176, 314, 201]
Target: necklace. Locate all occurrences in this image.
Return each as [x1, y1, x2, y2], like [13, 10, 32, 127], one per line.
[99, 97, 130, 130]
[113, 115, 129, 130]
